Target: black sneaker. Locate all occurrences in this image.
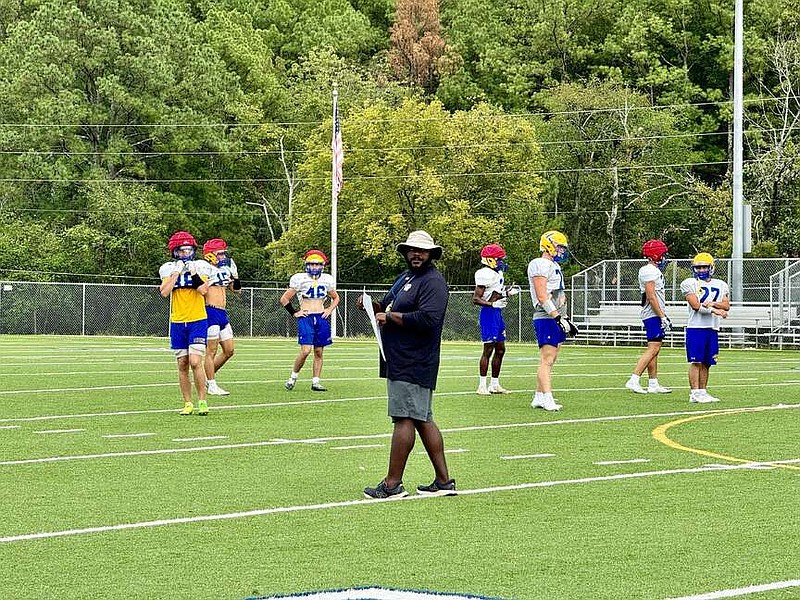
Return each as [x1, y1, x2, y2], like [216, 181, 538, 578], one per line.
[363, 480, 409, 499]
[284, 379, 296, 391]
[311, 383, 327, 392]
[416, 479, 457, 496]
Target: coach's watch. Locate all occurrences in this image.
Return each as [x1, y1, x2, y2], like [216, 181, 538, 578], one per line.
[385, 308, 392, 323]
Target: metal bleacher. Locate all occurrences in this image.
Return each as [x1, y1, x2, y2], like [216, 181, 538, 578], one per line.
[570, 258, 800, 348]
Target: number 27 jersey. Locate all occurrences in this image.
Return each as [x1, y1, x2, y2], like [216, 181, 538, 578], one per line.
[680, 277, 729, 329]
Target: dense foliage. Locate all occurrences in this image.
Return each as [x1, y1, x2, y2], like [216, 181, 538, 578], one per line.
[1, 0, 798, 285]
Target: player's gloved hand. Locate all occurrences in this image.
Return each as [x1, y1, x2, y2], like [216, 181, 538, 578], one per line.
[491, 298, 508, 309]
[172, 260, 186, 275]
[660, 315, 672, 334]
[505, 285, 521, 297]
[554, 314, 579, 337]
[229, 258, 239, 279]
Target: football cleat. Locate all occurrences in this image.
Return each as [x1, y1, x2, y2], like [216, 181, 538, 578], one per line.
[285, 378, 296, 391]
[197, 400, 209, 416]
[311, 383, 327, 392]
[690, 392, 714, 404]
[647, 384, 672, 394]
[179, 402, 194, 416]
[531, 396, 562, 411]
[489, 385, 511, 394]
[207, 382, 230, 396]
[625, 380, 648, 394]
[476, 385, 491, 396]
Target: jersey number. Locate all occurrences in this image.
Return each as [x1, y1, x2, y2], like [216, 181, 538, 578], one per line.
[698, 286, 721, 303]
[303, 286, 326, 299]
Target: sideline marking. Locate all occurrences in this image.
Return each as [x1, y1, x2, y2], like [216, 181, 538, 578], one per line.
[666, 579, 800, 599]
[594, 459, 650, 465]
[3, 405, 799, 467]
[0, 462, 763, 544]
[652, 406, 800, 471]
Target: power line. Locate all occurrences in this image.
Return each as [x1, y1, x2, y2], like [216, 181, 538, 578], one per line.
[0, 95, 796, 129]
[0, 159, 741, 184]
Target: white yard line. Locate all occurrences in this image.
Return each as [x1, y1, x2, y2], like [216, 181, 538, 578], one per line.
[501, 453, 556, 460]
[172, 436, 228, 442]
[666, 579, 800, 599]
[34, 429, 85, 435]
[593, 459, 651, 465]
[102, 433, 157, 439]
[0, 462, 764, 544]
[0, 425, 20, 430]
[331, 444, 385, 450]
[2, 405, 798, 467]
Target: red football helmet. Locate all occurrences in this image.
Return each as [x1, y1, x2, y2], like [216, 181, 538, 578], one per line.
[168, 231, 198, 260]
[642, 239, 668, 262]
[480, 244, 506, 259]
[203, 238, 230, 266]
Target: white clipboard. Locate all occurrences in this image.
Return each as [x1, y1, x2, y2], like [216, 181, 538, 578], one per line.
[362, 292, 386, 361]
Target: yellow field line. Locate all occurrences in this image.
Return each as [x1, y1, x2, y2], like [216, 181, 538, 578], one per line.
[652, 405, 800, 470]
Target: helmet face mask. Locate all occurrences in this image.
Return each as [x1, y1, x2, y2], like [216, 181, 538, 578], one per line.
[303, 249, 328, 278]
[692, 252, 715, 281]
[540, 231, 569, 263]
[168, 231, 198, 262]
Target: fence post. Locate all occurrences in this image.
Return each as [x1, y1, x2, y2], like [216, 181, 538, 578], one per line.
[518, 291, 522, 343]
[82, 283, 86, 336]
[249, 289, 254, 337]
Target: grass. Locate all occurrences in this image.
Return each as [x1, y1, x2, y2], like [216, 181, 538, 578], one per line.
[0, 335, 797, 599]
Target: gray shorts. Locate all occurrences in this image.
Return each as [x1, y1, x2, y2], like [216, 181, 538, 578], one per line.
[387, 379, 433, 422]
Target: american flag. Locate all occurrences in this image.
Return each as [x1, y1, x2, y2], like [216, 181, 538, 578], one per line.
[331, 91, 343, 198]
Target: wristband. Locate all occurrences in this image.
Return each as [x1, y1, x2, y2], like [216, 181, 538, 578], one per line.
[542, 299, 557, 314]
[190, 274, 204, 288]
[698, 305, 713, 314]
[283, 302, 298, 316]
[232, 278, 242, 291]
[385, 309, 392, 324]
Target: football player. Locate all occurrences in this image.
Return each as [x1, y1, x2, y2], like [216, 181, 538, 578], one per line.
[625, 239, 672, 395]
[473, 243, 519, 395]
[280, 249, 340, 391]
[528, 230, 578, 411]
[680, 253, 730, 403]
[158, 231, 211, 416]
[199, 238, 242, 396]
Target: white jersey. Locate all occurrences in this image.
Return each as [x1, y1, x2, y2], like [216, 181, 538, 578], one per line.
[638, 263, 666, 320]
[680, 277, 729, 330]
[288, 272, 336, 309]
[195, 258, 238, 288]
[528, 257, 566, 320]
[474, 266, 504, 302]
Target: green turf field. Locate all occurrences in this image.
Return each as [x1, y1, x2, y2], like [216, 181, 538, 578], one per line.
[0, 335, 797, 600]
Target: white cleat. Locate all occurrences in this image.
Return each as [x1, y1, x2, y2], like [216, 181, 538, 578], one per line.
[207, 383, 230, 396]
[625, 380, 648, 394]
[476, 385, 491, 396]
[702, 392, 720, 402]
[531, 397, 562, 411]
[647, 385, 672, 394]
[690, 392, 714, 404]
[488, 385, 511, 394]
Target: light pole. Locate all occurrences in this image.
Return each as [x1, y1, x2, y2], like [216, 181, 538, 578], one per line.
[731, 0, 747, 303]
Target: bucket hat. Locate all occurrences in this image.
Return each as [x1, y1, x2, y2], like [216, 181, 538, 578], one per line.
[396, 230, 443, 260]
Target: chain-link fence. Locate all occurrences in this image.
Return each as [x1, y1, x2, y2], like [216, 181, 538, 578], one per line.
[0, 281, 528, 341]
[3, 260, 800, 348]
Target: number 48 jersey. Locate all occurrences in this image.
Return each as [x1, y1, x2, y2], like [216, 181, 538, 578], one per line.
[289, 272, 336, 302]
[680, 277, 729, 330]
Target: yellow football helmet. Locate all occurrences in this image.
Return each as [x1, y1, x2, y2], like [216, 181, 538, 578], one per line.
[691, 252, 714, 281]
[540, 230, 569, 263]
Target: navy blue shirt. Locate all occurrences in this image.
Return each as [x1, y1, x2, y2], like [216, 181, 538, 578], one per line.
[379, 264, 449, 389]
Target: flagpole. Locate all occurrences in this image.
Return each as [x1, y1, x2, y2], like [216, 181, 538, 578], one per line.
[331, 86, 339, 337]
